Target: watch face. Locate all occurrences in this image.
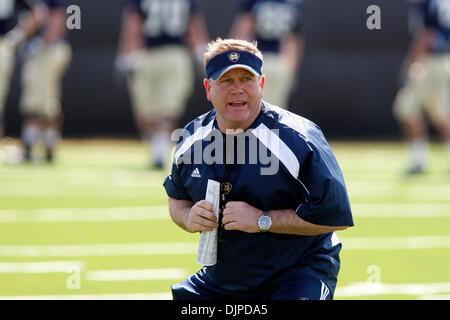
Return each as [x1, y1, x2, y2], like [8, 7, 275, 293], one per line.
[258, 215, 271, 231]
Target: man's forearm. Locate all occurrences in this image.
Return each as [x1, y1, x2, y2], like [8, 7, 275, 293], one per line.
[221, 201, 348, 235]
[269, 208, 348, 236]
[168, 197, 194, 233]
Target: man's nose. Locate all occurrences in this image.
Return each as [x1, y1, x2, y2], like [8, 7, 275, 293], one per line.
[230, 81, 244, 94]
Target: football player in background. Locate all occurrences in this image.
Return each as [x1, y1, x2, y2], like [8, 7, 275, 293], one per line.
[20, 0, 72, 163]
[116, 0, 209, 169]
[393, 0, 450, 174]
[230, 0, 303, 109]
[0, 0, 41, 138]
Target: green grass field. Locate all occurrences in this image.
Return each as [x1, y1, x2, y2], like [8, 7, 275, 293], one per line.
[0, 139, 449, 300]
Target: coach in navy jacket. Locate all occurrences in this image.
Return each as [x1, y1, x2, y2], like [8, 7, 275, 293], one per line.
[163, 38, 354, 300]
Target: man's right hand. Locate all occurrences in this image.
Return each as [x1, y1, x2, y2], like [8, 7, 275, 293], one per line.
[185, 200, 218, 233]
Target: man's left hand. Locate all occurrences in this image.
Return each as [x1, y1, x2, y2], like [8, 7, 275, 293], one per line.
[222, 201, 261, 233]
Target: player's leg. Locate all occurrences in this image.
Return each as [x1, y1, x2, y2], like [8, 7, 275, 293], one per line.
[393, 60, 430, 174]
[150, 116, 175, 169]
[41, 116, 63, 163]
[132, 112, 165, 168]
[135, 46, 193, 169]
[435, 120, 450, 172]
[425, 55, 450, 171]
[400, 117, 428, 174]
[137, 57, 172, 169]
[20, 46, 46, 161]
[40, 42, 71, 162]
[21, 117, 41, 162]
[153, 46, 193, 168]
[127, 50, 161, 167]
[132, 113, 176, 169]
[0, 37, 16, 137]
[260, 53, 295, 108]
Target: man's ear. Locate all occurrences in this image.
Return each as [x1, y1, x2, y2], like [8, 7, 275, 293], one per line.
[260, 75, 265, 94]
[203, 79, 212, 102]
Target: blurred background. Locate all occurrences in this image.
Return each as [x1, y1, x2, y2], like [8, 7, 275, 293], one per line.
[4, 0, 410, 138]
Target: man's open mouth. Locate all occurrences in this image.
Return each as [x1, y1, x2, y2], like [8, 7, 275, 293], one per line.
[228, 101, 247, 107]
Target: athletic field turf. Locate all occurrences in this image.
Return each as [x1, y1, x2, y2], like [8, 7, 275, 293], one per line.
[0, 139, 449, 300]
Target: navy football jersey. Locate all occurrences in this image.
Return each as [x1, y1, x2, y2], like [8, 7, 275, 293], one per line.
[241, 0, 303, 53]
[124, 0, 198, 48]
[411, 0, 450, 53]
[164, 102, 353, 292]
[0, 0, 35, 35]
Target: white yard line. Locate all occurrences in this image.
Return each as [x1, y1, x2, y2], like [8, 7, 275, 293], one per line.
[0, 206, 170, 223]
[0, 261, 187, 281]
[336, 282, 450, 298]
[0, 242, 198, 257]
[347, 183, 450, 201]
[341, 235, 450, 250]
[0, 261, 84, 273]
[0, 189, 159, 199]
[351, 203, 450, 218]
[0, 292, 172, 300]
[0, 235, 449, 258]
[86, 268, 188, 281]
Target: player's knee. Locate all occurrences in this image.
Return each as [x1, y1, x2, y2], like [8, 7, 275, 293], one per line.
[393, 89, 420, 122]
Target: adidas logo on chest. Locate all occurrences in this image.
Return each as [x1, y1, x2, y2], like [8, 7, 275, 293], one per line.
[191, 168, 201, 178]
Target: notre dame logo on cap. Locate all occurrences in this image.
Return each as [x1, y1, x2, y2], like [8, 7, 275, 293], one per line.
[228, 52, 240, 63]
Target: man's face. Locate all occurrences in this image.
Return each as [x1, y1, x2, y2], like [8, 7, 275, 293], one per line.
[204, 68, 265, 131]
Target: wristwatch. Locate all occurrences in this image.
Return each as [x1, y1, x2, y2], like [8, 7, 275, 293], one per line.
[257, 211, 272, 232]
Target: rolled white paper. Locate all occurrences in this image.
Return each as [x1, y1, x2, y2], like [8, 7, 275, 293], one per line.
[196, 179, 221, 266]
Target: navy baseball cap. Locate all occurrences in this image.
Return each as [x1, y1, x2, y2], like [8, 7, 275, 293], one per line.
[205, 50, 263, 80]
